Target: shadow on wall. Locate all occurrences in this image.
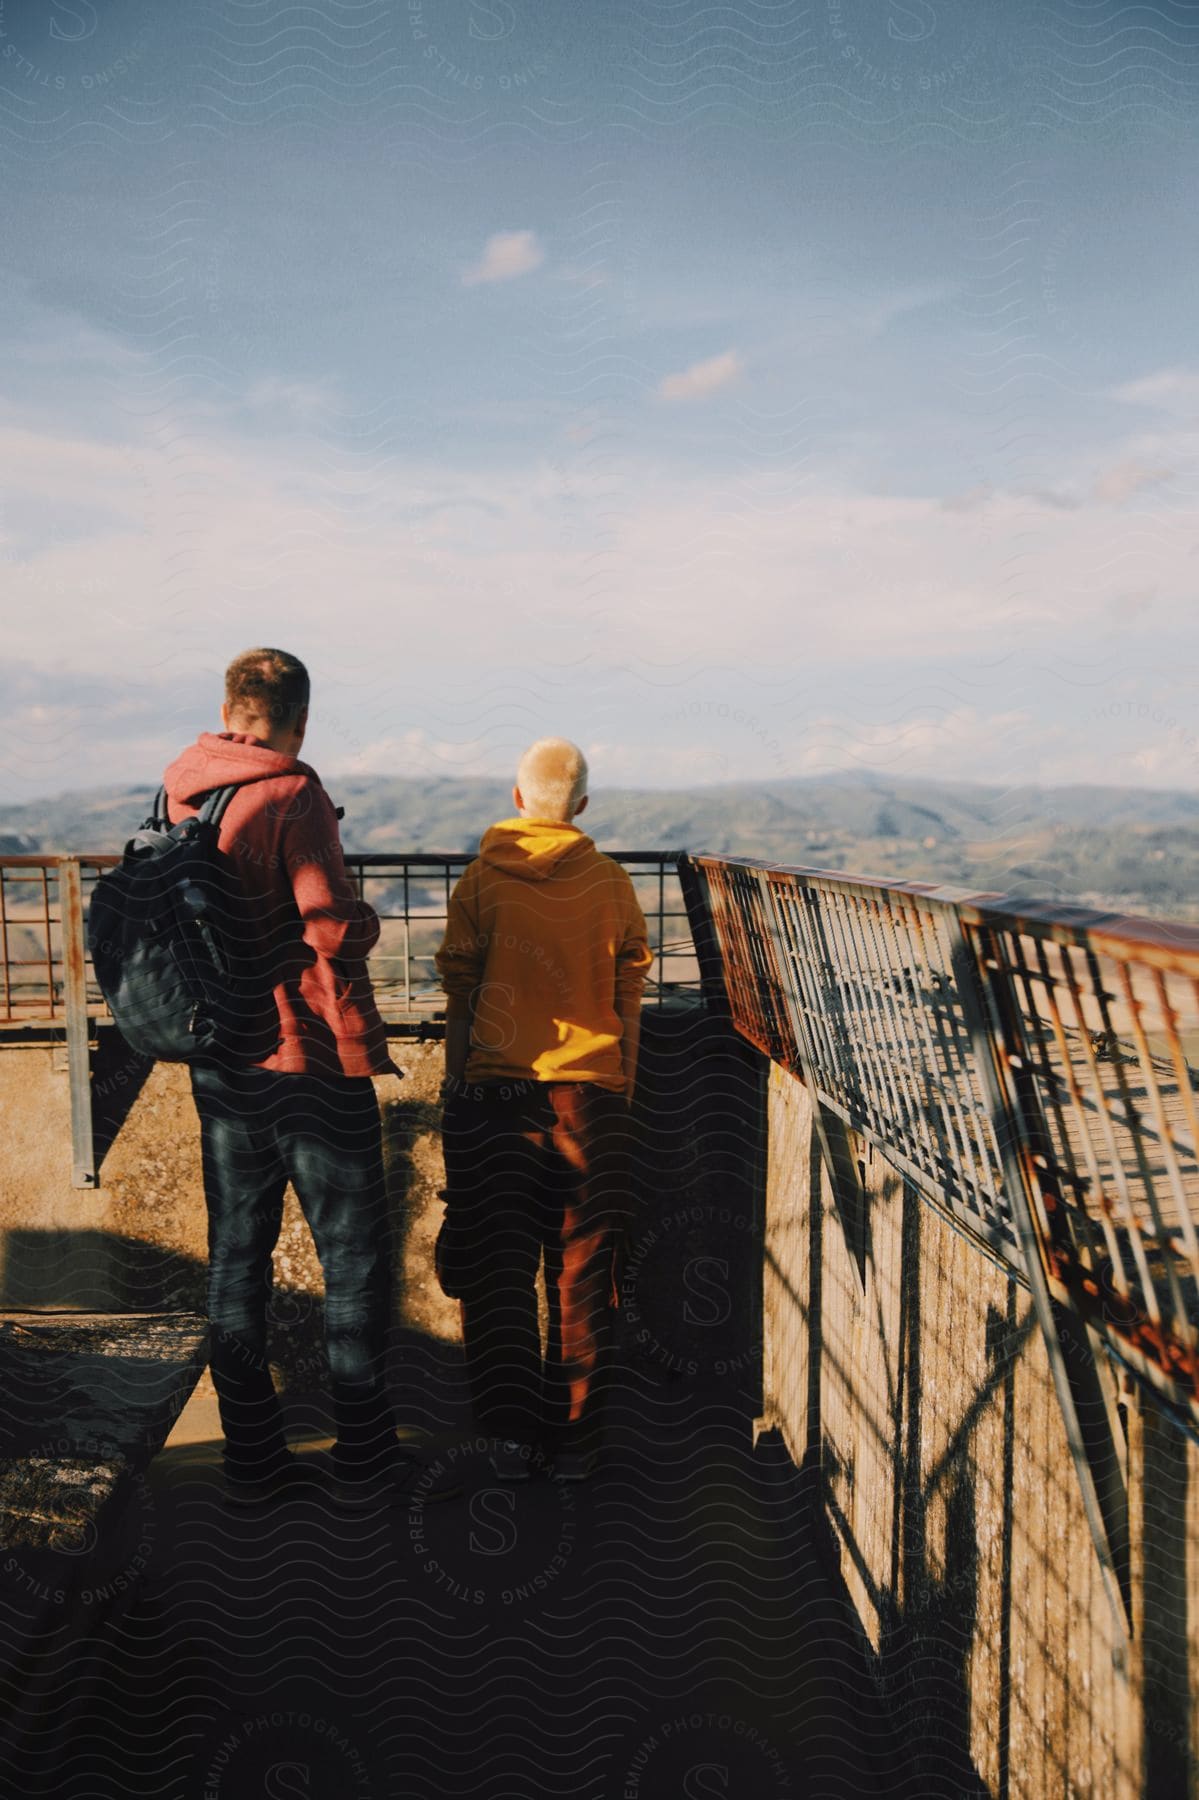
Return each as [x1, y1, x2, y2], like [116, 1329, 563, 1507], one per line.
[881, 1190, 990, 1800]
[1, 1227, 202, 1315]
[0, 1223, 469, 1433]
[4, 1042, 457, 1339]
[1141, 1402, 1192, 1797]
[89, 1030, 156, 1174]
[812, 1180, 1042, 1800]
[807, 1146, 1199, 1800]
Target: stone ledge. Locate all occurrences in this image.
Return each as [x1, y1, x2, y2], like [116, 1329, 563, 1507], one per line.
[0, 1311, 206, 1620]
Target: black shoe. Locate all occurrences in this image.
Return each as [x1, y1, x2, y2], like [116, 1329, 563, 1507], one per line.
[552, 1449, 597, 1482]
[488, 1439, 535, 1483]
[332, 1440, 461, 1509]
[223, 1453, 301, 1508]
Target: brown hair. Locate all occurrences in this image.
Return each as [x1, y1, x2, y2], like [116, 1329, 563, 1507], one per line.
[224, 647, 310, 728]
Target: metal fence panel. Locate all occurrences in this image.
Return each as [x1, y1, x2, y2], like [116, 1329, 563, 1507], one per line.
[681, 854, 1199, 1441]
[0, 850, 701, 1030]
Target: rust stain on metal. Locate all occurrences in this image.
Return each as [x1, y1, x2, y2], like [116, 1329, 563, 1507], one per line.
[680, 853, 1199, 1435]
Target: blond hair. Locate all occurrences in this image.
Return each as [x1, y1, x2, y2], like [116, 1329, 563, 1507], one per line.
[516, 737, 589, 821]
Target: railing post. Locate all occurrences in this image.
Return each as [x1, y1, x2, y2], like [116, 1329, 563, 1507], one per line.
[758, 871, 872, 1292]
[948, 914, 1131, 1641]
[676, 855, 729, 1017]
[60, 857, 97, 1189]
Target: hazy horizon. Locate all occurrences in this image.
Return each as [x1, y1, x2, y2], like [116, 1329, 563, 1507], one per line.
[7, 760, 1198, 923]
[7, 765, 1199, 808]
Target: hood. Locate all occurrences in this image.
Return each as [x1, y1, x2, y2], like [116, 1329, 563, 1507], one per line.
[163, 732, 320, 807]
[479, 817, 594, 882]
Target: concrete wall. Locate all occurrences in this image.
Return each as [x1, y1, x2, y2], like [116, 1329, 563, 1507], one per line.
[759, 1059, 1199, 1800]
[0, 1028, 460, 1412]
[0, 1002, 758, 1425]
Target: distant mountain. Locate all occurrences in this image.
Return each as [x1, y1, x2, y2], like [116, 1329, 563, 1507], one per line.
[2, 773, 1198, 920]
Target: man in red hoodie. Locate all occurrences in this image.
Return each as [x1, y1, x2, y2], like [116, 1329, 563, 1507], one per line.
[163, 647, 401, 1504]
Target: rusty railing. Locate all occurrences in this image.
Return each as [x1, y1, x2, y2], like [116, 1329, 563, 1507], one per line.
[680, 853, 1199, 1631]
[0, 848, 700, 1192]
[0, 851, 700, 1029]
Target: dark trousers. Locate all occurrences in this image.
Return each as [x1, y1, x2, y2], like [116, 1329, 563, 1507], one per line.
[190, 1061, 392, 1469]
[440, 1082, 632, 1454]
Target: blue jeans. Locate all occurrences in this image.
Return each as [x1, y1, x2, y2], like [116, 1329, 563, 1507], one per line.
[190, 1062, 392, 1468]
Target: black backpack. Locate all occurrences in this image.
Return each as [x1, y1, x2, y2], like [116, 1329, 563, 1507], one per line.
[88, 785, 277, 1064]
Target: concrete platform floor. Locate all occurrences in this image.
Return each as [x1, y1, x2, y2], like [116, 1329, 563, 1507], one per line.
[1, 1357, 900, 1800]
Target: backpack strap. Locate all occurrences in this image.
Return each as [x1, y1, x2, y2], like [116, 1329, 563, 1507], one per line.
[196, 785, 243, 828]
[139, 786, 171, 831]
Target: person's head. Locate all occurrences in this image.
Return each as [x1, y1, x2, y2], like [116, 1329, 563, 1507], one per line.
[513, 737, 589, 823]
[221, 647, 310, 755]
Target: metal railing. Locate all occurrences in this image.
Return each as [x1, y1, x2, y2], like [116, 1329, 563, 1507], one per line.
[0, 848, 699, 1196]
[0, 857, 112, 1027]
[343, 852, 698, 1017]
[0, 851, 700, 1029]
[680, 853, 1199, 1631]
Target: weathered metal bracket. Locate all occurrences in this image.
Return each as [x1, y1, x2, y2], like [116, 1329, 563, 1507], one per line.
[676, 853, 732, 1018]
[60, 857, 97, 1188]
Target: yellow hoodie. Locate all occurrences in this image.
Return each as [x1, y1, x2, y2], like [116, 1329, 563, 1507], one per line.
[434, 818, 653, 1091]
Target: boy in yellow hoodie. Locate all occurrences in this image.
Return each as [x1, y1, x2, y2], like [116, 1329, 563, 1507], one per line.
[434, 739, 652, 1481]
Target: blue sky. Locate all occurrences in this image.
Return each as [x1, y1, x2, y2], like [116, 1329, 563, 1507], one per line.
[2, 0, 1199, 800]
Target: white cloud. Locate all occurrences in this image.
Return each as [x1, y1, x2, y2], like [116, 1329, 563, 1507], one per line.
[330, 733, 486, 790]
[6, 410, 1199, 793]
[1130, 742, 1198, 782]
[1091, 460, 1172, 506]
[583, 740, 737, 787]
[940, 483, 993, 513]
[0, 424, 146, 503]
[792, 706, 1038, 784]
[1108, 367, 1199, 416]
[1019, 486, 1082, 512]
[657, 349, 743, 403]
[555, 263, 610, 289]
[860, 284, 958, 338]
[4, 420, 1194, 681]
[462, 230, 545, 287]
[244, 377, 339, 421]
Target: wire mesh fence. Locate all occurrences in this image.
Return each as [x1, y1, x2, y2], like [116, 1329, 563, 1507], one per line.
[683, 854, 1199, 1436]
[0, 850, 700, 1028]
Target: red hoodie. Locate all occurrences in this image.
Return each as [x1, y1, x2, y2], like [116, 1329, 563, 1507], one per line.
[162, 732, 396, 1080]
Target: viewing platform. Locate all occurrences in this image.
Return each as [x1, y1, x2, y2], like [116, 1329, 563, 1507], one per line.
[1, 848, 1197, 1798]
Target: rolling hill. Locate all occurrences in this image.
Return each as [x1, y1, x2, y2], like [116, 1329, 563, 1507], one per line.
[2, 771, 1198, 920]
